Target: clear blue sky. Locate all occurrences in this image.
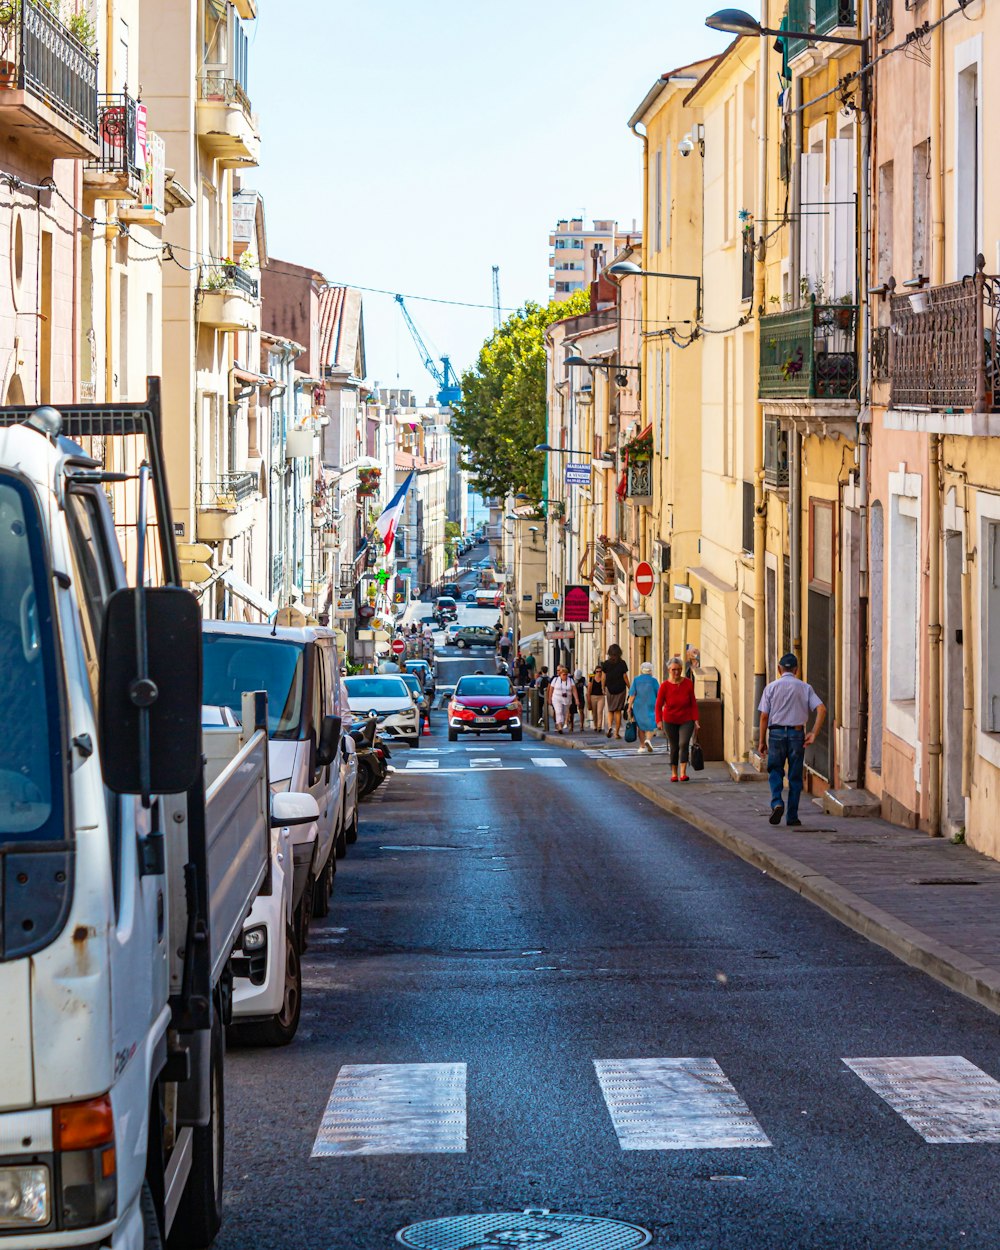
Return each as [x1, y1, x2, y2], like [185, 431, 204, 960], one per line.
[247, 1, 732, 395]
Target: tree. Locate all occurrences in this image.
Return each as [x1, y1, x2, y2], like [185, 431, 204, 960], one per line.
[451, 291, 590, 502]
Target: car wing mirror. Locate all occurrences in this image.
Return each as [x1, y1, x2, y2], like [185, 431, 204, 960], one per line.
[316, 714, 342, 767]
[271, 791, 320, 828]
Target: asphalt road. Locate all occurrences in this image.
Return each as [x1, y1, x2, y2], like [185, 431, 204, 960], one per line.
[215, 616, 1000, 1250]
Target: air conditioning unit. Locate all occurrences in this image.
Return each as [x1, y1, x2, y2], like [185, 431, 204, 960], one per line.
[654, 540, 671, 573]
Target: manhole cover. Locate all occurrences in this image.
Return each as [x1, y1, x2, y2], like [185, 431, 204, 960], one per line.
[396, 1208, 651, 1249]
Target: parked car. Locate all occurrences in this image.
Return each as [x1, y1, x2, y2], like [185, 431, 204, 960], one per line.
[441, 581, 460, 598]
[454, 624, 498, 649]
[400, 671, 431, 717]
[448, 674, 523, 741]
[473, 558, 492, 570]
[343, 674, 420, 747]
[202, 621, 348, 955]
[405, 658, 436, 696]
[444, 621, 463, 644]
[464, 590, 478, 603]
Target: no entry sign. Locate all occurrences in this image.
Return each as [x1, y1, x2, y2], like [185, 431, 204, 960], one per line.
[391, 638, 406, 655]
[634, 561, 655, 597]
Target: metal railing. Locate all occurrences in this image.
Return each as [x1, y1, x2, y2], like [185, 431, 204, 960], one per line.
[759, 299, 859, 400]
[271, 553, 284, 596]
[0, 0, 98, 138]
[871, 325, 890, 382]
[786, 0, 856, 59]
[197, 72, 251, 116]
[889, 259, 1000, 411]
[200, 263, 260, 299]
[625, 460, 652, 501]
[198, 471, 258, 510]
[741, 231, 755, 303]
[89, 92, 142, 183]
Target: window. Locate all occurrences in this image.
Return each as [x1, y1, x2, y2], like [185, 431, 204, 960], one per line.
[956, 45, 981, 277]
[809, 499, 834, 592]
[202, 635, 306, 739]
[889, 494, 918, 704]
[877, 161, 894, 285]
[912, 139, 930, 279]
[742, 480, 755, 554]
[982, 521, 1000, 732]
[654, 147, 662, 254]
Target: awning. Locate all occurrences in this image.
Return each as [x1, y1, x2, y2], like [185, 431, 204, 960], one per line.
[689, 565, 736, 595]
[221, 569, 277, 619]
[518, 630, 545, 649]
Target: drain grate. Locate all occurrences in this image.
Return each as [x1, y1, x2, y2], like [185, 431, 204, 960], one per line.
[396, 1209, 651, 1249]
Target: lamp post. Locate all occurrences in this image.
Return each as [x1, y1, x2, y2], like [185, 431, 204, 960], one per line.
[705, 7, 865, 46]
[607, 259, 704, 323]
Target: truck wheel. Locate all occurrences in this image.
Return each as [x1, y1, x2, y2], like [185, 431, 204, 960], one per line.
[312, 857, 332, 918]
[448, 727, 458, 742]
[141, 1179, 163, 1249]
[229, 925, 302, 1048]
[167, 1016, 223, 1250]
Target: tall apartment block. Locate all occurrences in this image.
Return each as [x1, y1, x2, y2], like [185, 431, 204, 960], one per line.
[548, 217, 619, 299]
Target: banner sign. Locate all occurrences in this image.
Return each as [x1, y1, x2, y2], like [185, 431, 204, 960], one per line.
[535, 592, 559, 623]
[565, 462, 592, 487]
[563, 584, 591, 623]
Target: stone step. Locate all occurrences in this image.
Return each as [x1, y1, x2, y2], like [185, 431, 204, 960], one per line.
[729, 760, 768, 783]
[822, 788, 881, 819]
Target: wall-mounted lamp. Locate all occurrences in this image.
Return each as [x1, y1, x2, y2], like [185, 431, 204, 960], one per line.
[607, 260, 703, 323]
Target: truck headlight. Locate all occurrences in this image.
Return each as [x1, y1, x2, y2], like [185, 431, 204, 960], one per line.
[0, 1166, 50, 1227]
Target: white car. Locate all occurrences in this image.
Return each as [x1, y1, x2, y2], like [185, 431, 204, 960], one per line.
[344, 674, 420, 747]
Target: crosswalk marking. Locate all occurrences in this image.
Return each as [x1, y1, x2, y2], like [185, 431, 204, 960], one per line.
[582, 747, 668, 759]
[469, 757, 503, 769]
[843, 1056, 1000, 1143]
[311, 1063, 466, 1157]
[594, 1058, 771, 1151]
[531, 757, 567, 768]
[405, 758, 439, 770]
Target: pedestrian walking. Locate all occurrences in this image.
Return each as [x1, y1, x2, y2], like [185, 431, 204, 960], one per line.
[655, 656, 700, 781]
[602, 644, 630, 739]
[499, 632, 512, 663]
[524, 651, 537, 678]
[567, 667, 587, 732]
[547, 665, 580, 734]
[588, 665, 606, 732]
[626, 661, 660, 753]
[758, 653, 826, 826]
[514, 652, 529, 688]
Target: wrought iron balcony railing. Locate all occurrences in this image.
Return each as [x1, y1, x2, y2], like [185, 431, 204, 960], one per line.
[786, 0, 856, 59]
[200, 263, 260, 300]
[88, 92, 142, 186]
[197, 71, 251, 116]
[889, 259, 1000, 411]
[198, 471, 258, 510]
[759, 299, 859, 401]
[0, 0, 98, 138]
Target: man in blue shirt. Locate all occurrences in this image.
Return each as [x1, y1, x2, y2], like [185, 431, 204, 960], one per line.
[757, 653, 826, 827]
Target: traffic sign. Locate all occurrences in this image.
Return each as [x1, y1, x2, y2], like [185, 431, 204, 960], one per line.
[635, 561, 655, 597]
[391, 638, 406, 655]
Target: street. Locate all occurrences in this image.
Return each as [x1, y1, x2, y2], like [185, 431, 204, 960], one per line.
[217, 694, 1000, 1249]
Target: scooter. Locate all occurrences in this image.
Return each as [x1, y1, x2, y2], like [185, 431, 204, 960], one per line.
[353, 716, 389, 797]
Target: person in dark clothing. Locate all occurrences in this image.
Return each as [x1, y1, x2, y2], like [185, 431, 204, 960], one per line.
[602, 644, 629, 739]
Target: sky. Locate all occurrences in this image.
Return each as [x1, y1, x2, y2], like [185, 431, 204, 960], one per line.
[247, 1, 733, 398]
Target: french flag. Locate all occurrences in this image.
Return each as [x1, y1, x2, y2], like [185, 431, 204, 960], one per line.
[375, 471, 414, 556]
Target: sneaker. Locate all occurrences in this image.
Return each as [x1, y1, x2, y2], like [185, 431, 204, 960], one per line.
[643, 741, 653, 753]
[787, 818, 802, 827]
[769, 803, 784, 825]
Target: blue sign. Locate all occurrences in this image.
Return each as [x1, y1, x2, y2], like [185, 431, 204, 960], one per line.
[565, 462, 592, 487]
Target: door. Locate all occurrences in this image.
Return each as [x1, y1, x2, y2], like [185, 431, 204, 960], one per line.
[806, 588, 835, 780]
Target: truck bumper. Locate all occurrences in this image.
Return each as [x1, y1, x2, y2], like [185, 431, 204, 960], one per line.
[0, 1199, 139, 1248]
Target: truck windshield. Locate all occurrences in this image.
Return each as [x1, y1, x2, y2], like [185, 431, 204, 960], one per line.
[202, 635, 305, 740]
[0, 474, 65, 844]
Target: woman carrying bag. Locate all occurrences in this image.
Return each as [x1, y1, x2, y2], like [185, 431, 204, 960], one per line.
[626, 661, 660, 754]
[655, 655, 700, 781]
[547, 665, 580, 734]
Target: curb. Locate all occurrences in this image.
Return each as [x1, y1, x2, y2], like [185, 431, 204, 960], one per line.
[529, 726, 1000, 1017]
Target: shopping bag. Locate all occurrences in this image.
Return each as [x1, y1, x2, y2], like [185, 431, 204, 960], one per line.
[624, 717, 638, 744]
[689, 738, 705, 771]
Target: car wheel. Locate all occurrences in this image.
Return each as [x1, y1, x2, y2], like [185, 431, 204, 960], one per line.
[448, 727, 458, 742]
[345, 806, 358, 845]
[511, 727, 523, 742]
[456, 638, 466, 649]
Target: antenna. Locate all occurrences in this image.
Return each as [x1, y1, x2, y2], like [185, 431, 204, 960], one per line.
[491, 266, 501, 331]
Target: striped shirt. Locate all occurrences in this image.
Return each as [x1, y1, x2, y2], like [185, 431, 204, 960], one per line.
[758, 674, 822, 727]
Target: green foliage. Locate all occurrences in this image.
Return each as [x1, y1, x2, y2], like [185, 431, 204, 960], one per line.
[444, 520, 462, 567]
[451, 290, 590, 503]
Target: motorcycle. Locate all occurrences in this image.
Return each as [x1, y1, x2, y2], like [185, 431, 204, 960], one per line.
[353, 716, 390, 798]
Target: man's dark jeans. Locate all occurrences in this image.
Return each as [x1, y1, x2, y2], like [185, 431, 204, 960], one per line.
[767, 727, 805, 821]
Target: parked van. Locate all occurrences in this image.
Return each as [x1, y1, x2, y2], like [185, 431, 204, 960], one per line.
[202, 622, 351, 950]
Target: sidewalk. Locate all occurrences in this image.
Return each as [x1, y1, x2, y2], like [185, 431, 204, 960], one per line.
[528, 724, 1000, 1017]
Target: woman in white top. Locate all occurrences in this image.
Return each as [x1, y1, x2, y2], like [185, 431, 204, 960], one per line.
[547, 665, 580, 734]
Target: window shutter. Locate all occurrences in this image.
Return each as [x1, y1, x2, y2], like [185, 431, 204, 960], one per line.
[800, 153, 825, 292]
[989, 524, 1000, 731]
[829, 137, 855, 301]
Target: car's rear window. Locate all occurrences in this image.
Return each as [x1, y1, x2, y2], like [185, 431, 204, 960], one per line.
[455, 677, 513, 697]
[437, 597, 456, 607]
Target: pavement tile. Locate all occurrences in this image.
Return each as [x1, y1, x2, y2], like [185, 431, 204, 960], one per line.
[527, 724, 1000, 1018]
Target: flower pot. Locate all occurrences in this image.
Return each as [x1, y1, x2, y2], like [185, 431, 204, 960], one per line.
[909, 290, 931, 315]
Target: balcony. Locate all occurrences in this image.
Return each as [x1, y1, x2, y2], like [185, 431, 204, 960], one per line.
[0, 0, 98, 160]
[197, 471, 260, 543]
[786, 0, 857, 61]
[625, 460, 653, 506]
[887, 264, 1000, 433]
[119, 130, 166, 225]
[197, 73, 260, 166]
[592, 539, 615, 591]
[760, 301, 859, 401]
[84, 93, 143, 199]
[198, 264, 260, 332]
[764, 418, 790, 488]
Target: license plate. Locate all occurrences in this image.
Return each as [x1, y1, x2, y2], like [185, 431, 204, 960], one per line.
[475, 716, 495, 724]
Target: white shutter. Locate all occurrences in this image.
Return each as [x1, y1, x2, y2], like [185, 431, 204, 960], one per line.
[829, 137, 855, 301]
[800, 153, 825, 295]
[989, 524, 1000, 732]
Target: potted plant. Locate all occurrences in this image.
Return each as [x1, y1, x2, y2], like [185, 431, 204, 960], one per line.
[834, 293, 855, 330]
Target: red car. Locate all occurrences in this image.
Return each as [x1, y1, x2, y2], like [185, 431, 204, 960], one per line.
[447, 674, 522, 742]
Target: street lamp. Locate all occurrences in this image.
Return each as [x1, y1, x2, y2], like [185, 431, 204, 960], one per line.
[705, 6, 866, 46]
[535, 443, 615, 461]
[607, 259, 704, 323]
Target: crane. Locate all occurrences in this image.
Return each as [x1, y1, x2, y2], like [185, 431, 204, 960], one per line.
[394, 294, 462, 409]
[492, 265, 502, 331]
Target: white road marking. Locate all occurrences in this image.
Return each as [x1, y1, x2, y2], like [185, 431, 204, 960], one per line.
[531, 758, 567, 768]
[465, 745, 497, 751]
[405, 759, 440, 770]
[594, 1058, 771, 1151]
[843, 1056, 1000, 1143]
[470, 758, 503, 769]
[311, 1062, 466, 1157]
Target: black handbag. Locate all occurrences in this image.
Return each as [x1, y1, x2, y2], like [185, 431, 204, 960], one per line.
[689, 738, 705, 771]
[624, 716, 638, 744]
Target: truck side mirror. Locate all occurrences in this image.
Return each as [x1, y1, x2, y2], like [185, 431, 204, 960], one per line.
[315, 714, 342, 767]
[99, 587, 202, 795]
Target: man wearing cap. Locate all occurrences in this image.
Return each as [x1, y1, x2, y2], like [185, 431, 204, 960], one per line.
[757, 653, 826, 827]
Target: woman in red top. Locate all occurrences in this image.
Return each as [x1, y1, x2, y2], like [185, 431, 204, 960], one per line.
[655, 656, 700, 782]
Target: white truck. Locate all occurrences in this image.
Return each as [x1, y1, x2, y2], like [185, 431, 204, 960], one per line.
[0, 385, 318, 1248]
